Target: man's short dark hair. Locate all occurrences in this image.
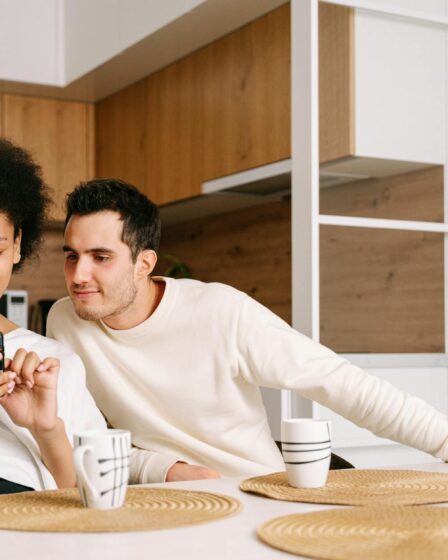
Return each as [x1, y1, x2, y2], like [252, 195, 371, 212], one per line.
[65, 179, 161, 260]
[0, 138, 51, 272]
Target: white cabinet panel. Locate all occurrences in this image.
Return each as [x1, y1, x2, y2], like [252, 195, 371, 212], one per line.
[352, 0, 446, 15]
[63, 0, 120, 84]
[119, 0, 206, 52]
[354, 10, 445, 164]
[0, 0, 59, 85]
[63, 0, 207, 84]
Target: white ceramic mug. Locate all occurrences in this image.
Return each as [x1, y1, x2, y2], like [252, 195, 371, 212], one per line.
[73, 429, 131, 509]
[281, 419, 331, 488]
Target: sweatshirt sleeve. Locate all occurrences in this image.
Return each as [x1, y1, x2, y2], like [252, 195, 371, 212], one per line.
[129, 447, 181, 484]
[236, 296, 448, 461]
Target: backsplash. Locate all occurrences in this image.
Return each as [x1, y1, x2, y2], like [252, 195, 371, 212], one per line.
[156, 197, 292, 324]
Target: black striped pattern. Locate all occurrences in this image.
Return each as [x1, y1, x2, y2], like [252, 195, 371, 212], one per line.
[74, 434, 130, 508]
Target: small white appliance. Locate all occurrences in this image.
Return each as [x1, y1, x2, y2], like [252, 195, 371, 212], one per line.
[0, 290, 28, 329]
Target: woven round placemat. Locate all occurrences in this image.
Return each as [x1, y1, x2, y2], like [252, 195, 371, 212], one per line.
[240, 469, 448, 506]
[0, 487, 241, 532]
[257, 506, 448, 560]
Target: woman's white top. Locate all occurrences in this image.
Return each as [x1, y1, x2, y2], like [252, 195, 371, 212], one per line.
[0, 328, 106, 490]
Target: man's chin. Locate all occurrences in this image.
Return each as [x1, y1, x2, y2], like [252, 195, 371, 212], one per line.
[72, 302, 105, 321]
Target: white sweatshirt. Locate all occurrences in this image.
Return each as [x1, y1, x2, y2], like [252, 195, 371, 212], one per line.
[0, 328, 106, 490]
[47, 277, 448, 483]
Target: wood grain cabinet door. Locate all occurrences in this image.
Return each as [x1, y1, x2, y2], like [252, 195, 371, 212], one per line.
[94, 3, 353, 206]
[198, 3, 291, 182]
[2, 94, 94, 221]
[95, 80, 147, 194]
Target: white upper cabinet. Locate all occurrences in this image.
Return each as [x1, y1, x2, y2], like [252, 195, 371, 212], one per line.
[0, 0, 286, 92]
[62, 0, 121, 85]
[0, 0, 62, 85]
[321, 1, 447, 179]
[354, 8, 445, 165]
[0, 0, 209, 86]
[63, 0, 207, 84]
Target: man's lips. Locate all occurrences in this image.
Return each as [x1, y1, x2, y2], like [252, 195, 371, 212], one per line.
[72, 290, 100, 300]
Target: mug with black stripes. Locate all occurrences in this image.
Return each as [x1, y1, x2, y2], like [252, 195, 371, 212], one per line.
[281, 419, 331, 488]
[73, 429, 131, 509]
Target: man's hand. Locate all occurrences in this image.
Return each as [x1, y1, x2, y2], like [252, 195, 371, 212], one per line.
[166, 462, 221, 482]
[0, 348, 59, 434]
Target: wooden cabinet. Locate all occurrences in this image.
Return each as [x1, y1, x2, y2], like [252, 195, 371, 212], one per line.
[1, 94, 94, 220]
[198, 4, 291, 182]
[95, 3, 352, 206]
[319, 3, 354, 162]
[145, 56, 202, 205]
[95, 80, 147, 193]
[97, 3, 441, 206]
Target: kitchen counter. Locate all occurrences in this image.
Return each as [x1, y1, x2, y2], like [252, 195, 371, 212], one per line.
[2, 462, 448, 560]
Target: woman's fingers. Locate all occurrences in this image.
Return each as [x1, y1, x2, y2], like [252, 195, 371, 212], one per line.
[34, 357, 59, 390]
[21, 352, 42, 388]
[0, 370, 17, 398]
[9, 349, 40, 388]
[37, 357, 59, 374]
[1, 351, 59, 394]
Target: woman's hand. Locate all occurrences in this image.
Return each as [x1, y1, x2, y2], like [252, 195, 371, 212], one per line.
[0, 348, 60, 434]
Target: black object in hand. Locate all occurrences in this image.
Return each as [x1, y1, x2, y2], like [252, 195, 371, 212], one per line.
[0, 332, 4, 371]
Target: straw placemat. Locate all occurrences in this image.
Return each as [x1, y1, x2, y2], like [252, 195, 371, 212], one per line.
[240, 469, 448, 506]
[0, 487, 241, 532]
[257, 506, 448, 560]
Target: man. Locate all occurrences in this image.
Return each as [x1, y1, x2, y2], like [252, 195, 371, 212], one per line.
[47, 179, 448, 483]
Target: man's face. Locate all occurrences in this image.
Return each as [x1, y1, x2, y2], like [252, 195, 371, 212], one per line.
[63, 211, 138, 322]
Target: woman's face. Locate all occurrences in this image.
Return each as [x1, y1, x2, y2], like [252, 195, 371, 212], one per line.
[0, 212, 21, 296]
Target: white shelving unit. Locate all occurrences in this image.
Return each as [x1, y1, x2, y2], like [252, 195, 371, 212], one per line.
[290, 0, 448, 466]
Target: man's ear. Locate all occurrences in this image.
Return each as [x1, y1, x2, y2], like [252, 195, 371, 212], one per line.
[13, 229, 22, 265]
[136, 249, 157, 278]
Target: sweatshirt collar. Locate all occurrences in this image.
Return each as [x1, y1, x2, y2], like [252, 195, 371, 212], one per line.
[98, 276, 176, 340]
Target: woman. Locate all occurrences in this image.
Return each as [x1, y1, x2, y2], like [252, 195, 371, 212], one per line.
[0, 138, 106, 494]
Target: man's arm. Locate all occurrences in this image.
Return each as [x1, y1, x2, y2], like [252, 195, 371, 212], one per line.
[129, 447, 220, 483]
[237, 296, 448, 461]
[166, 462, 220, 482]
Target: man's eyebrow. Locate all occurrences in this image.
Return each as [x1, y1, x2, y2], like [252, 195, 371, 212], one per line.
[62, 245, 115, 254]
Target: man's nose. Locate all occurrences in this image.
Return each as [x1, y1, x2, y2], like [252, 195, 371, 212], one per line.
[72, 258, 92, 284]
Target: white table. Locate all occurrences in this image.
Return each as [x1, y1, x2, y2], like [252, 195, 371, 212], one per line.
[2, 462, 448, 560]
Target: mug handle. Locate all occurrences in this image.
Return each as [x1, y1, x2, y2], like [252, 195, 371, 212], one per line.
[73, 445, 99, 502]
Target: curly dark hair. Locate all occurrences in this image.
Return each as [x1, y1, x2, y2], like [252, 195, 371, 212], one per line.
[65, 179, 161, 260]
[0, 138, 51, 272]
